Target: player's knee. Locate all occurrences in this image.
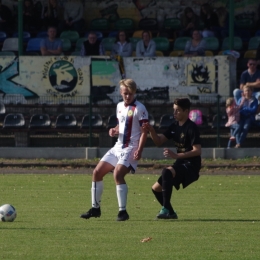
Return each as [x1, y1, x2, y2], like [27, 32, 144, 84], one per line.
[93, 168, 102, 181]
[162, 168, 173, 182]
[152, 181, 162, 192]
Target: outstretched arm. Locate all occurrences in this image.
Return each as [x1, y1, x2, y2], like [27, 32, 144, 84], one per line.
[133, 126, 147, 160]
[142, 122, 168, 146]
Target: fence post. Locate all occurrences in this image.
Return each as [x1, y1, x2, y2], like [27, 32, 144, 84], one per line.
[216, 94, 220, 147]
[88, 95, 92, 147]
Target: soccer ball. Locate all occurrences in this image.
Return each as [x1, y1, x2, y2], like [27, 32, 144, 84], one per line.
[0, 204, 17, 222]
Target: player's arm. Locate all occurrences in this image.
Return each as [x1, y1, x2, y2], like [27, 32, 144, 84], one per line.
[109, 124, 119, 137]
[133, 126, 147, 160]
[142, 122, 168, 146]
[164, 144, 201, 159]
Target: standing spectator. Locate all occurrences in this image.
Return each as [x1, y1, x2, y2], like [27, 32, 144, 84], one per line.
[179, 7, 200, 37]
[80, 31, 105, 56]
[225, 97, 243, 148]
[42, 0, 62, 30]
[58, 0, 85, 34]
[184, 29, 206, 57]
[80, 79, 148, 221]
[23, 0, 34, 30]
[136, 30, 156, 57]
[200, 3, 219, 37]
[233, 59, 260, 104]
[111, 30, 133, 58]
[215, 6, 229, 39]
[235, 86, 258, 148]
[142, 98, 201, 219]
[40, 26, 62, 56]
[0, 0, 13, 33]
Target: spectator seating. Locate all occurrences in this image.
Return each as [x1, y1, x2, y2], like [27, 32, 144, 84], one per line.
[60, 30, 79, 43]
[255, 30, 260, 37]
[0, 51, 15, 56]
[26, 38, 42, 52]
[155, 50, 164, 56]
[108, 31, 118, 37]
[205, 50, 214, 56]
[235, 19, 254, 30]
[3, 113, 25, 129]
[90, 18, 109, 31]
[221, 37, 243, 50]
[173, 37, 191, 50]
[75, 37, 87, 52]
[71, 51, 81, 56]
[211, 113, 228, 129]
[138, 18, 158, 30]
[129, 37, 140, 50]
[106, 114, 117, 129]
[55, 114, 77, 129]
[158, 114, 175, 129]
[132, 30, 152, 38]
[235, 30, 251, 43]
[153, 37, 170, 52]
[248, 37, 260, 50]
[81, 114, 103, 129]
[13, 31, 31, 42]
[244, 50, 257, 59]
[115, 18, 134, 31]
[29, 114, 51, 129]
[163, 18, 182, 31]
[2, 38, 18, 52]
[203, 36, 219, 51]
[84, 31, 103, 41]
[101, 37, 116, 51]
[0, 31, 7, 42]
[60, 38, 72, 52]
[37, 31, 48, 38]
[169, 50, 184, 57]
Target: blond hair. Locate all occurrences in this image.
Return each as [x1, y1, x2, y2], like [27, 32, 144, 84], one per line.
[226, 97, 234, 107]
[243, 85, 253, 92]
[119, 79, 137, 93]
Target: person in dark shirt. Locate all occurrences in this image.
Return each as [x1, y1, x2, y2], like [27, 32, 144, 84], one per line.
[142, 98, 201, 219]
[0, 0, 13, 32]
[80, 31, 105, 56]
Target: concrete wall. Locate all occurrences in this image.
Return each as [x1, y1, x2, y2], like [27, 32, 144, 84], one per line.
[0, 147, 258, 160]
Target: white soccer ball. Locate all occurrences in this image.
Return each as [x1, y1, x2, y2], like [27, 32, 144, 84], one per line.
[0, 204, 17, 222]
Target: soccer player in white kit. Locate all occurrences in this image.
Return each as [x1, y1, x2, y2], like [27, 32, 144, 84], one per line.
[81, 79, 148, 221]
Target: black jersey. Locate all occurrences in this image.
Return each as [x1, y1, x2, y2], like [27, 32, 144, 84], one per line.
[163, 118, 201, 172]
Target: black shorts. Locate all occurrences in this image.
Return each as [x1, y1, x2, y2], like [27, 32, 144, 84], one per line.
[158, 161, 200, 190]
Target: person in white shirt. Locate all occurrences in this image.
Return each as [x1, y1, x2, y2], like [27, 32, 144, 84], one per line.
[136, 30, 156, 57]
[81, 79, 149, 221]
[111, 30, 133, 57]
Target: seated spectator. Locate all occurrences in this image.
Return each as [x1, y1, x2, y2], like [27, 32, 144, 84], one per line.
[80, 31, 105, 56]
[40, 26, 62, 56]
[42, 0, 61, 30]
[111, 30, 133, 58]
[179, 7, 200, 37]
[215, 6, 229, 39]
[0, 0, 13, 33]
[225, 97, 242, 148]
[136, 30, 156, 57]
[58, 0, 85, 34]
[184, 30, 206, 57]
[200, 3, 219, 37]
[233, 59, 260, 104]
[235, 86, 258, 148]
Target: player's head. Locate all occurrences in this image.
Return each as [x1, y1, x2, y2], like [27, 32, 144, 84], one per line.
[119, 79, 137, 106]
[173, 98, 191, 121]
[226, 97, 234, 107]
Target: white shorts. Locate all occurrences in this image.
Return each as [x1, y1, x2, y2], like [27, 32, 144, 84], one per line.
[101, 146, 138, 173]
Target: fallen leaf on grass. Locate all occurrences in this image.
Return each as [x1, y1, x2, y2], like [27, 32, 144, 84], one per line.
[140, 237, 152, 243]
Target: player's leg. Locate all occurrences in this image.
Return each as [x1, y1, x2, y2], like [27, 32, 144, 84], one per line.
[114, 164, 131, 221]
[81, 150, 116, 220]
[156, 167, 178, 219]
[114, 146, 138, 221]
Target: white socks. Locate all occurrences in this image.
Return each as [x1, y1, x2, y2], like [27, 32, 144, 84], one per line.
[116, 184, 128, 211]
[91, 181, 104, 208]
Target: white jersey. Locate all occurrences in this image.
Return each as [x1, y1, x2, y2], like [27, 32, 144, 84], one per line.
[115, 99, 148, 149]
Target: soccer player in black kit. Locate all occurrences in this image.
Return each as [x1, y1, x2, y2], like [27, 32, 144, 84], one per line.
[142, 98, 201, 219]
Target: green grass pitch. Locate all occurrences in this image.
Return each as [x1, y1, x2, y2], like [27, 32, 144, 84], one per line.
[0, 173, 260, 260]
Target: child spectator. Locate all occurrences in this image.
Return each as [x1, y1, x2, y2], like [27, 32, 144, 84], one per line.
[225, 97, 242, 148]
